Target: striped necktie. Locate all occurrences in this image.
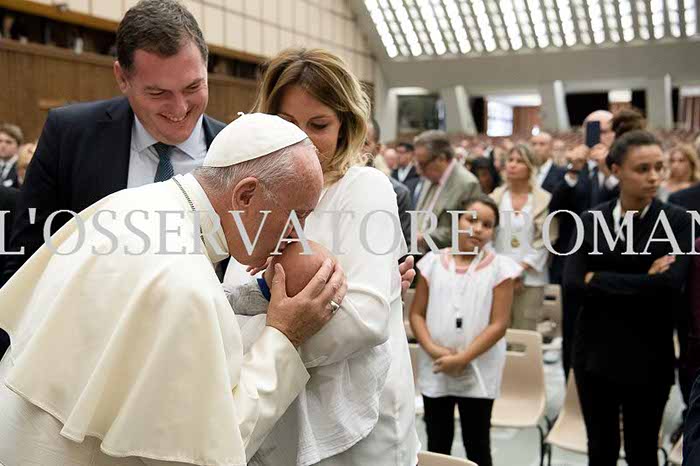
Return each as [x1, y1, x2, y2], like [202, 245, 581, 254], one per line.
[153, 142, 174, 182]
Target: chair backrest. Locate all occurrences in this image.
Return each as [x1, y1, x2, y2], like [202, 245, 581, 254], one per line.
[541, 284, 562, 337]
[545, 371, 588, 454]
[492, 329, 546, 425]
[417, 451, 478, 466]
[502, 329, 546, 398]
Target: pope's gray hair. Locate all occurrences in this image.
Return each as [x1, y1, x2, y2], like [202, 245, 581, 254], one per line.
[194, 138, 316, 200]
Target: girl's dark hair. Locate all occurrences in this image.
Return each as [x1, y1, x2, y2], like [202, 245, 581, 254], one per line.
[470, 156, 502, 191]
[611, 108, 646, 138]
[606, 129, 661, 169]
[461, 195, 500, 228]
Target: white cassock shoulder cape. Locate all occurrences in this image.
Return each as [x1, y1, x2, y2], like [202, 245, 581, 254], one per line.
[0, 175, 309, 466]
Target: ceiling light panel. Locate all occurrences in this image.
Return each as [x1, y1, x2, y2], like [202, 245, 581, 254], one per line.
[365, 0, 697, 59]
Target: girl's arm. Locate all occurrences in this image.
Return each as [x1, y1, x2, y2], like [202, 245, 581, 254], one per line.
[409, 275, 453, 360]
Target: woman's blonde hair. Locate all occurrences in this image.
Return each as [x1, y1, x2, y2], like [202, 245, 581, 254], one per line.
[253, 48, 371, 185]
[669, 143, 700, 183]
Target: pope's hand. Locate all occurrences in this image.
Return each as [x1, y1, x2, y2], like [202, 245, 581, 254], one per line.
[266, 259, 347, 348]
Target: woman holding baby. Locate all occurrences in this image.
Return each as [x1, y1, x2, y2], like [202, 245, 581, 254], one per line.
[240, 49, 420, 465]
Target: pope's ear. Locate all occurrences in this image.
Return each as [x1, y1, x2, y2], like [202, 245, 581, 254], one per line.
[231, 177, 260, 210]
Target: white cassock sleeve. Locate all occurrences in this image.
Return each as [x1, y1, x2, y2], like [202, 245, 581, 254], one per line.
[300, 168, 406, 367]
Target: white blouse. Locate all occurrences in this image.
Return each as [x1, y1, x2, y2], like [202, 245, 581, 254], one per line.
[416, 248, 521, 399]
[494, 191, 550, 287]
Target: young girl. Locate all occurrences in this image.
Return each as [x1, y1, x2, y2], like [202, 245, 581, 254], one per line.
[410, 196, 521, 466]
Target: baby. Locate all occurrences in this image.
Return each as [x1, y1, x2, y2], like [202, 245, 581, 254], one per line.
[224, 240, 335, 353]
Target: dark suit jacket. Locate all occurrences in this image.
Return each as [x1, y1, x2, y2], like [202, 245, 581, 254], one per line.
[389, 177, 413, 248]
[540, 163, 567, 194]
[563, 199, 693, 386]
[668, 182, 700, 214]
[392, 165, 421, 199]
[1, 97, 225, 286]
[1, 163, 19, 189]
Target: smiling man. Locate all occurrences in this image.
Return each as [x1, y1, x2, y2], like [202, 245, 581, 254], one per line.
[1, 0, 225, 287]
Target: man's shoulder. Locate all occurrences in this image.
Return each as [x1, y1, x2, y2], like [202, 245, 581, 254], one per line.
[203, 114, 226, 134]
[0, 185, 18, 208]
[669, 183, 700, 209]
[451, 162, 478, 187]
[49, 97, 130, 124]
[389, 176, 410, 195]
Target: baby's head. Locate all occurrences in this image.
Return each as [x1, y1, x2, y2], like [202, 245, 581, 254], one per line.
[264, 241, 335, 297]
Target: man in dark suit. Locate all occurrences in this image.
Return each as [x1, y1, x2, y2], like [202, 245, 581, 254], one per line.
[531, 131, 566, 193]
[1, 0, 226, 287]
[0, 124, 22, 189]
[392, 142, 421, 199]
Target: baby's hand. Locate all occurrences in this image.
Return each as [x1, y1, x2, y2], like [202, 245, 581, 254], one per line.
[247, 257, 272, 276]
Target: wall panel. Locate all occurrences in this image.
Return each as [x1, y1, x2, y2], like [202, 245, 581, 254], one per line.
[0, 41, 258, 140]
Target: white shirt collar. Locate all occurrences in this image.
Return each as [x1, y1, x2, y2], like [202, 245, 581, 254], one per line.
[132, 115, 205, 160]
[174, 173, 230, 264]
[612, 199, 652, 233]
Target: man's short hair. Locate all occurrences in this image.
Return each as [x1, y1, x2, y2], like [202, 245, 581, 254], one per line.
[116, 0, 208, 73]
[396, 142, 414, 152]
[0, 124, 24, 146]
[413, 130, 454, 161]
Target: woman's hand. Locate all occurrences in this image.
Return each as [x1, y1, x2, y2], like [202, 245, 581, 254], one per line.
[584, 271, 594, 284]
[399, 256, 416, 292]
[648, 255, 675, 275]
[433, 353, 468, 376]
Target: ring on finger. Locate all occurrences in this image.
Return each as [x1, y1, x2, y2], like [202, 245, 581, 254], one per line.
[329, 300, 340, 313]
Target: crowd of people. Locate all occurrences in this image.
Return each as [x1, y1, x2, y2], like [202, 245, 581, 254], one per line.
[0, 0, 700, 465]
[368, 108, 700, 465]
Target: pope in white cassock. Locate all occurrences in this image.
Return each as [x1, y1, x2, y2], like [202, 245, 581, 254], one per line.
[0, 113, 347, 466]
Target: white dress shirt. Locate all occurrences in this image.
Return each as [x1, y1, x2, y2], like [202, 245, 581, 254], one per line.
[127, 116, 207, 188]
[397, 164, 413, 183]
[0, 156, 17, 187]
[536, 159, 553, 188]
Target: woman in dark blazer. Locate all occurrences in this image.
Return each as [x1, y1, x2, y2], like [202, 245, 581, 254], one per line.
[563, 130, 694, 466]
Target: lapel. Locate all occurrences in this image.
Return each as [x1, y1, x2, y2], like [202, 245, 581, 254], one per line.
[95, 97, 134, 195]
[202, 115, 218, 149]
[431, 166, 459, 215]
[416, 179, 434, 210]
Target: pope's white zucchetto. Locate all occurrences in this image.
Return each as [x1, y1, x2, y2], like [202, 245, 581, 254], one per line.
[203, 113, 309, 168]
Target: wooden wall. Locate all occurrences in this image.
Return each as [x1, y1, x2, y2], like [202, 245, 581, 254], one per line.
[0, 39, 258, 141]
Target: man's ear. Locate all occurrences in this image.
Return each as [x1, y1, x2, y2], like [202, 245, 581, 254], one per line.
[611, 163, 621, 178]
[113, 61, 129, 94]
[231, 177, 260, 210]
